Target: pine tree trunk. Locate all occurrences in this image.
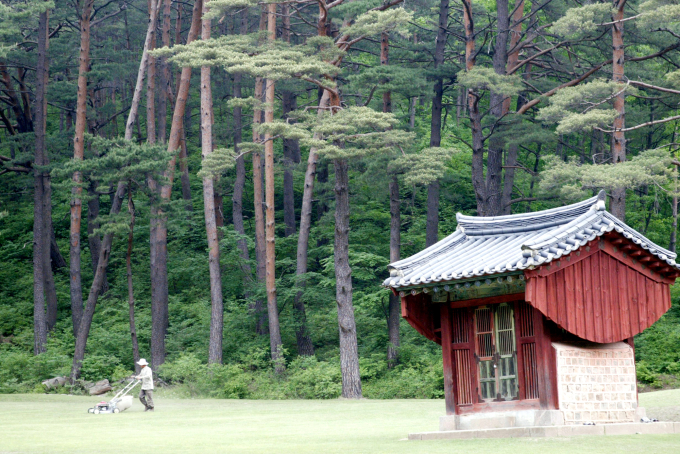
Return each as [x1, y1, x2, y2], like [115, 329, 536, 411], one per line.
[231, 13, 252, 286]
[201, 12, 224, 365]
[610, 0, 626, 220]
[500, 0, 525, 215]
[265, 4, 284, 373]
[334, 158, 362, 398]
[33, 9, 50, 354]
[251, 9, 268, 336]
[483, 0, 510, 217]
[462, 0, 485, 216]
[157, 0, 171, 143]
[70, 0, 95, 338]
[146, 0, 157, 145]
[150, 0, 202, 369]
[426, 0, 448, 245]
[70, 182, 128, 382]
[387, 176, 400, 367]
[282, 4, 299, 238]
[294, 91, 332, 357]
[86, 183, 107, 293]
[127, 190, 140, 374]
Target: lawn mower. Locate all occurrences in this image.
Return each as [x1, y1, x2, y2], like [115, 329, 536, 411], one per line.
[88, 379, 140, 414]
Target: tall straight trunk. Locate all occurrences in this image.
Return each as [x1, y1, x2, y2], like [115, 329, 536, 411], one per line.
[71, 0, 162, 381]
[86, 182, 107, 293]
[70, 0, 95, 337]
[179, 130, 192, 209]
[70, 182, 128, 382]
[201, 12, 224, 365]
[265, 4, 284, 373]
[500, 0, 525, 215]
[252, 9, 267, 336]
[282, 90, 299, 237]
[232, 12, 252, 287]
[282, 3, 299, 238]
[157, 0, 171, 143]
[671, 130, 678, 253]
[382, 30, 399, 367]
[294, 91, 333, 357]
[426, 0, 449, 246]
[146, 0, 157, 145]
[127, 190, 140, 374]
[33, 9, 50, 353]
[387, 176, 400, 367]
[484, 0, 510, 217]
[292, 3, 336, 356]
[381, 32, 391, 113]
[610, 0, 626, 219]
[334, 158, 362, 398]
[462, 0, 485, 216]
[149, 0, 202, 369]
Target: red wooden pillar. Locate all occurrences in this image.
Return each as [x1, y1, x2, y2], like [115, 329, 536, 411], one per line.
[535, 310, 557, 410]
[440, 303, 456, 415]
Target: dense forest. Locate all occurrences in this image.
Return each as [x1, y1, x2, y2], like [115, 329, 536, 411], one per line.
[2, 0, 680, 398]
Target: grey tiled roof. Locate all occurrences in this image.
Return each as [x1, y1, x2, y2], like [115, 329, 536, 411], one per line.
[384, 191, 680, 289]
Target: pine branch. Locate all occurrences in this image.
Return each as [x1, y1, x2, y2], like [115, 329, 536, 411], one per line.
[629, 81, 680, 95]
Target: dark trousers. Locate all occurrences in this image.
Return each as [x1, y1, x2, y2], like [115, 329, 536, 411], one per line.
[139, 389, 154, 409]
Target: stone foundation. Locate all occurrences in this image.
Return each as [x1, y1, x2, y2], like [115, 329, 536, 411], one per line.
[440, 410, 564, 431]
[553, 341, 639, 424]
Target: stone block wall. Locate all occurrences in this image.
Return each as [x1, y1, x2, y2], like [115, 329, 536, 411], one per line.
[553, 342, 638, 424]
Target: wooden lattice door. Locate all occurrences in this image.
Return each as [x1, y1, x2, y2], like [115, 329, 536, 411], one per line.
[474, 304, 519, 401]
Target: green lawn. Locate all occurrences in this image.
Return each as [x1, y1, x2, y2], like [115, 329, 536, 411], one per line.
[0, 389, 679, 453]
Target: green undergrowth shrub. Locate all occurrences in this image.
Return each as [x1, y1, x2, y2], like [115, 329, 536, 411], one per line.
[156, 351, 444, 399]
[0, 350, 70, 393]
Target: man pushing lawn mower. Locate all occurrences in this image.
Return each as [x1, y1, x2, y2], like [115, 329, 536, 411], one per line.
[135, 358, 155, 412]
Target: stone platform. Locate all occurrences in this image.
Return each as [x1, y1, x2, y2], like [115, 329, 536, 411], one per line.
[408, 421, 680, 440]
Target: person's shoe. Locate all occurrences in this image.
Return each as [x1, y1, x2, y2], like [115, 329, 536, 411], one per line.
[147, 407, 154, 412]
[144, 407, 150, 412]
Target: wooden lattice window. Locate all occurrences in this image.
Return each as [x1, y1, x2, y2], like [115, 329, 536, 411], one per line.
[474, 304, 519, 401]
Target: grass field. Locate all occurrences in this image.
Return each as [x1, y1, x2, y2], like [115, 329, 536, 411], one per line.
[1, 389, 679, 454]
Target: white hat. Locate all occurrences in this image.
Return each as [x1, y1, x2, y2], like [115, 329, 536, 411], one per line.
[137, 358, 149, 366]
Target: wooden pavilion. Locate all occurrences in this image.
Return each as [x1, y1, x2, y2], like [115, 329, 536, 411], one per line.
[384, 192, 680, 429]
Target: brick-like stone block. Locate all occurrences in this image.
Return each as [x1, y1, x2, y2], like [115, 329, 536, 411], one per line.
[553, 342, 637, 425]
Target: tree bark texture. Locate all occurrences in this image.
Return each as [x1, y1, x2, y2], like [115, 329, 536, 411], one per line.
[149, 0, 202, 369]
[610, 0, 627, 220]
[231, 10, 252, 288]
[86, 183, 108, 293]
[127, 190, 141, 374]
[33, 9, 50, 354]
[334, 159, 362, 398]
[426, 0, 449, 245]
[482, 0, 510, 217]
[70, 182, 128, 382]
[265, 4, 284, 373]
[282, 5, 299, 238]
[500, 0, 525, 215]
[282, 90, 299, 237]
[146, 0, 156, 145]
[387, 176, 400, 367]
[294, 90, 333, 357]
[201, 13, 224, 365]
[157, 0, 172, 143]
[70, 0, 95, 338]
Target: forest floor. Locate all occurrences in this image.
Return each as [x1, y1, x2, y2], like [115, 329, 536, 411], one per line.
[0, 390, 679, 454]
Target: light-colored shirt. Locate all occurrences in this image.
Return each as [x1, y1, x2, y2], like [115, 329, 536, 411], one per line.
[137, 366, 154, 390]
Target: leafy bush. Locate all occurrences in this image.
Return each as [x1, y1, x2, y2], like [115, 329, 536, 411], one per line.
[0, 350, 70, 393]
[79, 354, 129, 382]
[285, 356, 342, 399]
[636, 361, 661, 388]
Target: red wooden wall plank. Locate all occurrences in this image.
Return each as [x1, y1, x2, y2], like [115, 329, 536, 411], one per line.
[524, 246, 673, 343]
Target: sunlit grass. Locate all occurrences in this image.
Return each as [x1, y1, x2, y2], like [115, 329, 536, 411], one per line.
[0, 389, 678, 453]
